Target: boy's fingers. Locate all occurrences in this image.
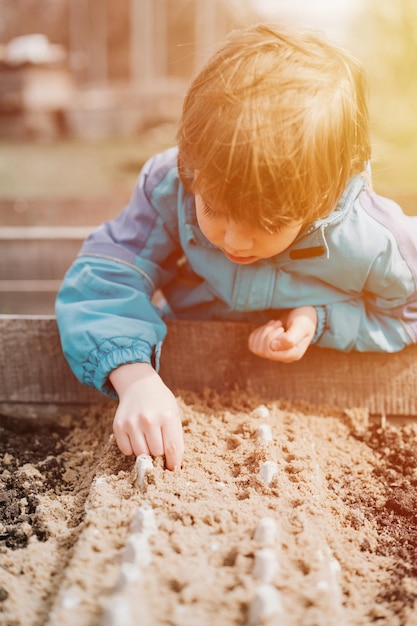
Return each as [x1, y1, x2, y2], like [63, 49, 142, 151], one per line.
[249, 321, 284, 351]
[143, 429, 165, 458]
[266, 319, 284, 330]
[280, 318, 314, 346]
[270, 331, 295, 351]
[162, 419, 184, 470]
[114, 431, 135, 456]
[276, 336, 312, 362]
[129, 432, 151, 457]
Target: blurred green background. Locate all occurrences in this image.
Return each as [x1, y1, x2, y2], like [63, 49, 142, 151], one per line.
[357, 0, 417, 201]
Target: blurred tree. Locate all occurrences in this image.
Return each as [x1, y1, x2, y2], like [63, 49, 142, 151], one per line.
[0, 0, 68, 45]
[0, 0, 256, 85]
[352, 0, 417, 196]
[357, 0, 417, 144]
[107, 0, 130, 81]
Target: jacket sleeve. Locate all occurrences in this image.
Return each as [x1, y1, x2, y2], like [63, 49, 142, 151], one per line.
[55, 150, 182, 397]
[312, 191, 417, 353]
[313, 300, 415, 353]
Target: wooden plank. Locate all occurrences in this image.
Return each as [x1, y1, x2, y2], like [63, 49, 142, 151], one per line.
[0, 226, 93, 314]
[0, 227, 91, 280]
[0, 226, 94, 238]
[1, 315, 417, 416]
[0, 291, 57, 316]
[0, 197, 124, 226]
[0, 280, 62, 291]
[0, 282, 59, 316]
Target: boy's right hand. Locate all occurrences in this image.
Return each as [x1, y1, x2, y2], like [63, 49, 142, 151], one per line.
[109, 362, 184, 470]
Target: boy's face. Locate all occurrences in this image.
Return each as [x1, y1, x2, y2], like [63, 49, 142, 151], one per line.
[195, 194, 302, 264]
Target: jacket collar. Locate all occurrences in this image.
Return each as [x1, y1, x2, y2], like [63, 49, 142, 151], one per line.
[276, 173, 366, 262]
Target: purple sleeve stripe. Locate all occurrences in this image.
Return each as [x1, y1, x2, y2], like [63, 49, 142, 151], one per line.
[360, 189, 417, 339]
[360, 189, 417, 286]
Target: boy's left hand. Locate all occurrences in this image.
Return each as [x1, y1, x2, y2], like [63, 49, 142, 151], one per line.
[248, 306, 317, 363]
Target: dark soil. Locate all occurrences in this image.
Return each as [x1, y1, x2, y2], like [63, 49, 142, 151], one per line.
[0, 416, 70, 550]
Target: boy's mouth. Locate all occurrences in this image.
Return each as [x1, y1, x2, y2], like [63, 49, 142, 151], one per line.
[223, 250, 258, 264]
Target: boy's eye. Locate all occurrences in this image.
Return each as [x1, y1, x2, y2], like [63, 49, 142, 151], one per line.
[201, 201, 217, 217]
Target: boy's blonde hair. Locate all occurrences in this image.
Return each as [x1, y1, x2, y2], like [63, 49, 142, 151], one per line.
[177, 23, 371, 231]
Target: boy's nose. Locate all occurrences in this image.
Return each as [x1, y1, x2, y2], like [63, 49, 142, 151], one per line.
[223, 223, 253, 251]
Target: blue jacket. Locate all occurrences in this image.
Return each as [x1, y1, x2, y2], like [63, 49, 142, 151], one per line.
[56, 147, 417, 396]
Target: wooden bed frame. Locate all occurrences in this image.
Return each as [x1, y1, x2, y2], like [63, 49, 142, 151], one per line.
[1, 315, 417, 419]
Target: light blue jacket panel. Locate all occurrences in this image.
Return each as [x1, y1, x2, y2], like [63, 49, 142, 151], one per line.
[55, 147, 417, 396]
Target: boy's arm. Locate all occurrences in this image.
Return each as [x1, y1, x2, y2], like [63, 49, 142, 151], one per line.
[56, 260, 184, 469]
[312, 300, 415, 353]
[55, 150, 186, 467]
[249, 297, 416, 360]
[315, 191, 417, 353]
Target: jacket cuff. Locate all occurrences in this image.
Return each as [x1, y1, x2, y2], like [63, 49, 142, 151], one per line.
[312, 306, 327, 344]
[82, 337, 156, 397]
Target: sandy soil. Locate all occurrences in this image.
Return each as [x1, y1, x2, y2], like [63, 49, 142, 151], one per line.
[1, 390, 417, 626]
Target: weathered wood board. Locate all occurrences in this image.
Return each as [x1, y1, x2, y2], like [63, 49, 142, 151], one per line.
[1, 315, 417, 418]
[0, 226, 95, 315]
[0, 197, 123, 227]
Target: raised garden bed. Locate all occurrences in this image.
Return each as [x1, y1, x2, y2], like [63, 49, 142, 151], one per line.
[2, 316, 417, 624]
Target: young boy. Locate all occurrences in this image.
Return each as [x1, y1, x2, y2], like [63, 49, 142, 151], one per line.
[56, 23, 417, 471]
